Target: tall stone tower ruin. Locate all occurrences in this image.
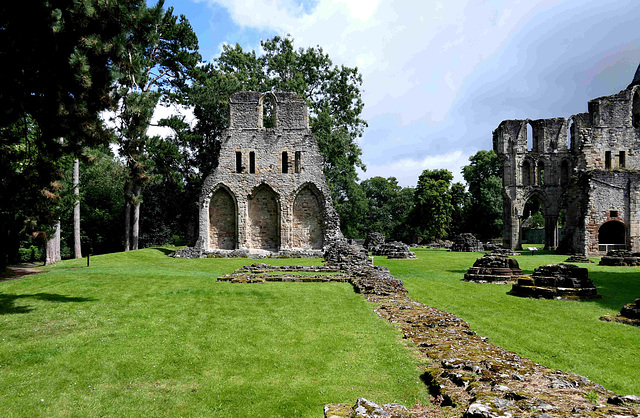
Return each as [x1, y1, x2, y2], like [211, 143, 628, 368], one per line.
[494, 69, 640, 255]
[196, 91, 342, 255]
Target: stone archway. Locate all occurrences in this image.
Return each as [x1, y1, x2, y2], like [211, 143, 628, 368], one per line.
[247, 184, 280, 250]
[292, 185, 324, 249]
[209, 187, 237, 250]
[598, 221, 626, 252]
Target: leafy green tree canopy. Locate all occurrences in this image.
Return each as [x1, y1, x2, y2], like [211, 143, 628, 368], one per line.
[462, 150, 503, 240]
[410, 169, 455, 241]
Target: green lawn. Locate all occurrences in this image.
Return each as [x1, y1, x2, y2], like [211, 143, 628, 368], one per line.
[377, 248, 640, 396]
[0, 249, 427, 417]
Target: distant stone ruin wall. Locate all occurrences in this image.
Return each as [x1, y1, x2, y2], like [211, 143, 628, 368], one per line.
[493, 79, 640, 256]
[196, 92, 342, 253]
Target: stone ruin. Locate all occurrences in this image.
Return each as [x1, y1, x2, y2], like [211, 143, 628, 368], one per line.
[371, 241, 416, 259]
[194, 91, 342, 257]
[488, 247, 519, 256]
[494, 65, 640, 256]
[564, 254, 593, 263]
[463, 252, 522, 283]
[450, 233, 484, 252]
[601, 298, 640, 327]
[323, 240, 372, 270]
[214, 239, 638, 417]
[363, 231, 385, 251]
[598, 249, 640, 266]
[509, 263, 601, 300]
[362, 231, 416, 259]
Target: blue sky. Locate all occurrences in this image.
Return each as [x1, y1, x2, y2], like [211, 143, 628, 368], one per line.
[158, 0, 640, 186]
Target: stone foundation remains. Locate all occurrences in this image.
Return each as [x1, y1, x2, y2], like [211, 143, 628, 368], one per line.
[217, 243, 638, 417]
[450, 233, 484, 252]
[600, 298, 640, 327]
[463, 253, 522, 283]
[371, 241, 417, 259]
[509, 263, 601, 300]
[564, 254, 593, 263]
[598, 249, 640, 266]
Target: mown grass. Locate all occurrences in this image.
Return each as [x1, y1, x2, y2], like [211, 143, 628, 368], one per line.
[377, 248, 640, 396]
[0, 248, 428, 417]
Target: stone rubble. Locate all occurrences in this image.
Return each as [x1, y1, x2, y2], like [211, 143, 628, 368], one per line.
[451, 234, 484, 252]
[372, 241, 417, 259]
[563, 254, 593, 263]
[364, 232, 386, 252]
[599, 250, 640, 266]
[463, 253, 522, 283]
[509, 263, 601, 300]
[600, 298, 640, 327]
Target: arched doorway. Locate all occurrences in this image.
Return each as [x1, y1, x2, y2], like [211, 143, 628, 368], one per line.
[292, 185, 324, 249]
[209, 187, 237, 250]
[519, 194, 559, 250]
[598, 221, 626, 252]
[247, 184, 280, 250]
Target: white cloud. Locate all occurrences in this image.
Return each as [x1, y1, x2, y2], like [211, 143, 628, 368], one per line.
[147, 104, 196, 139]
[361, 150, 470, 188]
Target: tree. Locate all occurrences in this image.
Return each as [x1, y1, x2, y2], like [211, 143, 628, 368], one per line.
[182, 36, 367, 237]
[0, 0, 144, 269]
[110, 0, 199, 251]
[449, 182, 471, 237]
[360, 176, 414, 240]
[410, 169, 455, 241]
[462, 150, 503, 240]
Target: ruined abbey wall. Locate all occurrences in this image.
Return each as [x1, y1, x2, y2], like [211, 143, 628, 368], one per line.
[494, 80, 640, 256]
[196, 91, 342, 253]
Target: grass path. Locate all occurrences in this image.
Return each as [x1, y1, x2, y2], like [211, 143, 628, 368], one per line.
[0, 249, 427, 417]
[378, 248, 640, 396]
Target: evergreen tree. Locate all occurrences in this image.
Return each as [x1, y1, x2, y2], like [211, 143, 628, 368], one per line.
[0, 0, 142, 268]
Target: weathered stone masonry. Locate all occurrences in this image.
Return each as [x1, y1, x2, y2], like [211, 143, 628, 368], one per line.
[494, 68, 640, 256]
[196, 92, 342, 254]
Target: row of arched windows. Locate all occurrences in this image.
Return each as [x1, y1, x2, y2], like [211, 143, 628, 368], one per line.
[521, 159, 570, 186]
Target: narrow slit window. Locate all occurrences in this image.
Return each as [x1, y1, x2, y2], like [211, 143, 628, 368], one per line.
[236, 151, 242, 173]
[249, 151, 255, 174]
[605, 151, 611, 170]
[610, 210, 619, 218]
[619, 151, 626, 168]
[294, 151, 301, 173]
[282, 151, 288, 173]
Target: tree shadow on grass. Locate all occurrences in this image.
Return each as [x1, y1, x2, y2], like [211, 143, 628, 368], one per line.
[0, 293, 96, 315]
[150, 247, 178, 256]
[587, 271, 640, 312]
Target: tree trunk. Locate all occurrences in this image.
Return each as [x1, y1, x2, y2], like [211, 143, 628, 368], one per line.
[73, 158, 82, 258]
[45, 220, 61, 265]
[132, 184, 141, 250]
[124, 180, 132, 251]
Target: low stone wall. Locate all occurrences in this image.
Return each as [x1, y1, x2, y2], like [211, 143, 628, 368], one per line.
[564, 254, 593, 263]
[509, 263, 601, 300]
[169, 247, 324, 259]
